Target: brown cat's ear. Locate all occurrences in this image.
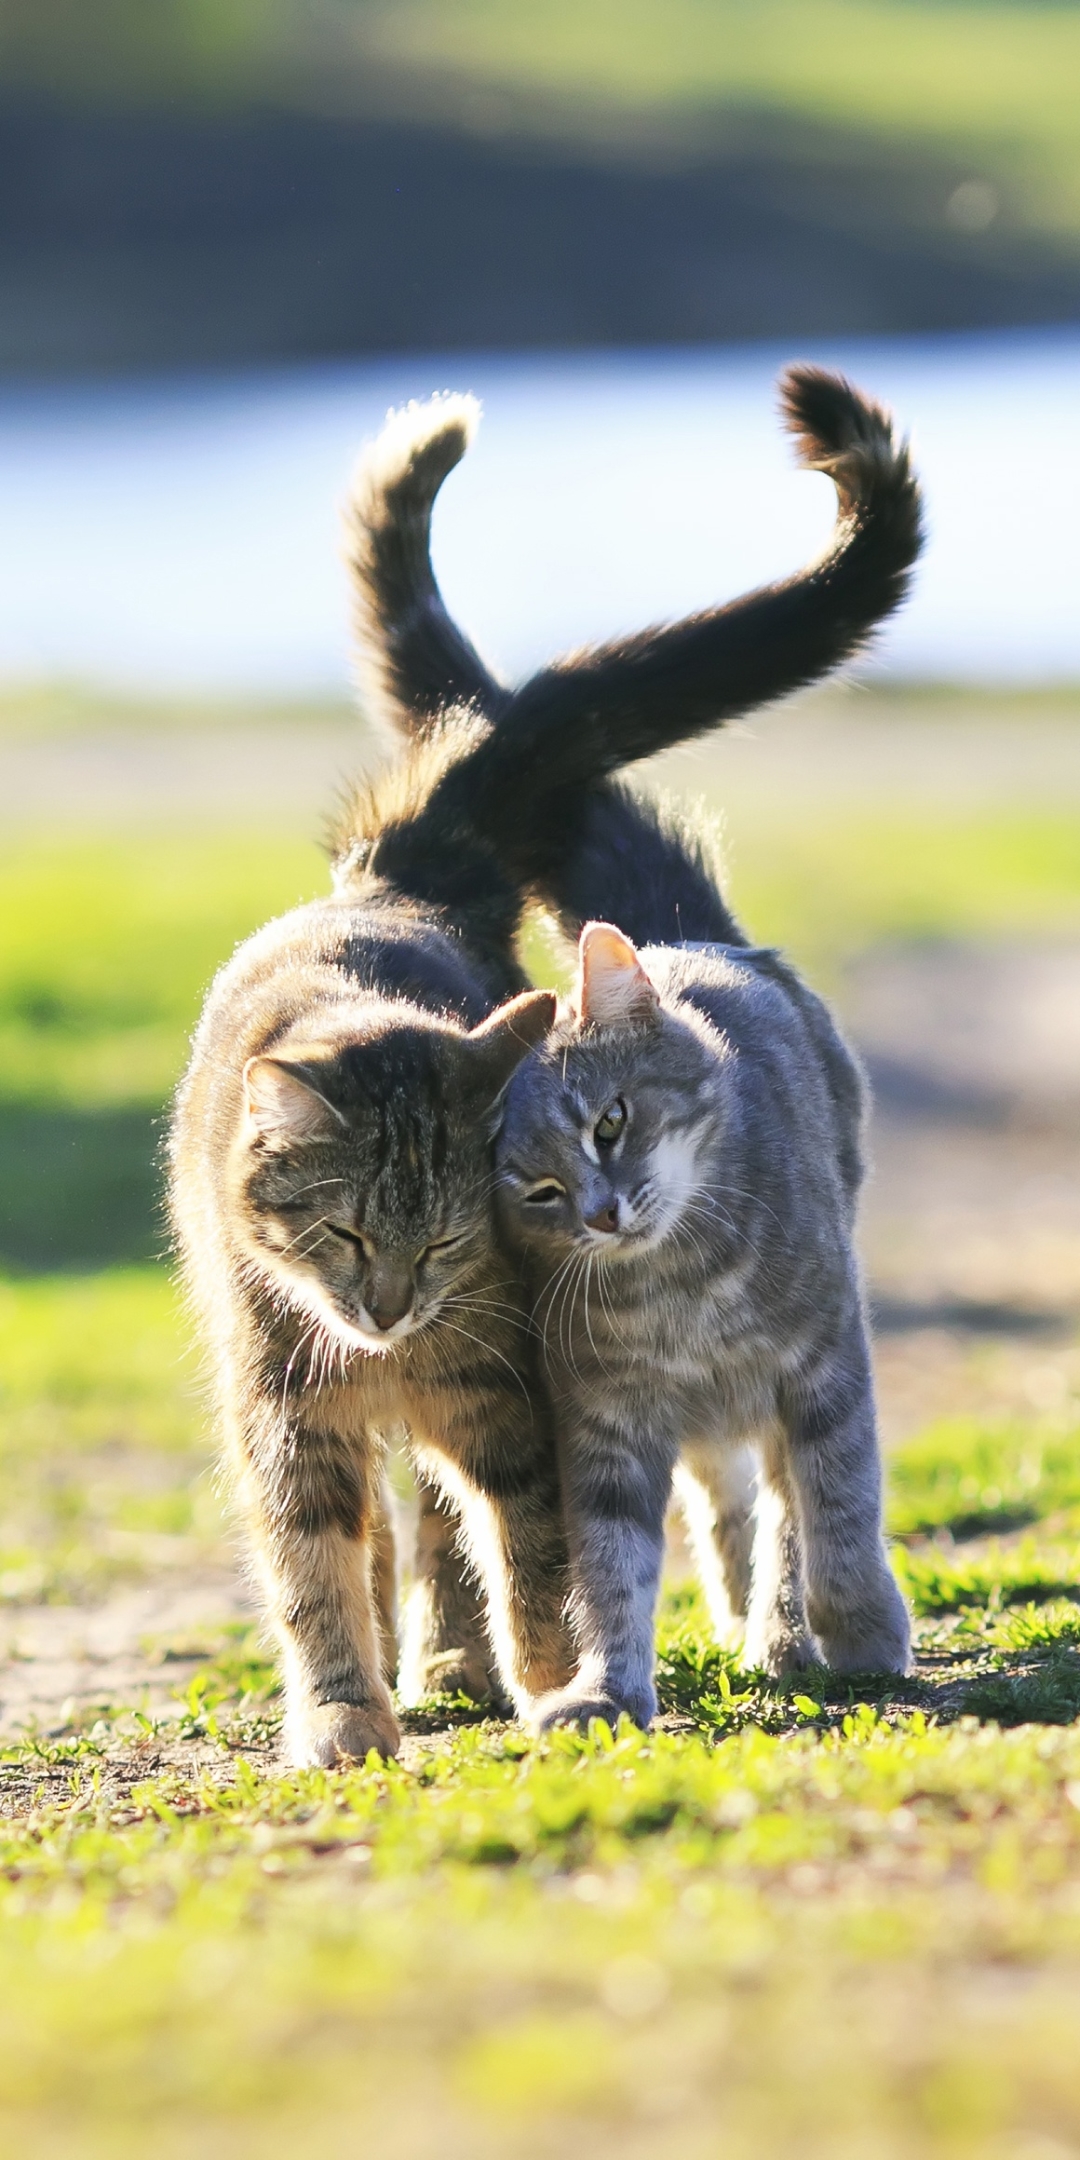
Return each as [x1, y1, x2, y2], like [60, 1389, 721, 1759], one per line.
[242, 1056, 347, 1142]
[574, 922, 660, 1028]
[465, 989, 557, 1098]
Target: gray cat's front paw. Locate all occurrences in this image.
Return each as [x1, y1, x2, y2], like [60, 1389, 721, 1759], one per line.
[810, 1577, 912, 1677]
[814, 1616, 912, 1677]
[532, 1684, 655, 1734]
[286, 1698, 401, 1767]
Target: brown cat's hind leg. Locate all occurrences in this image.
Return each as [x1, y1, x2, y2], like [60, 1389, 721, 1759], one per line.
[409, 1378, 575, 1719]
[398, 1476, 511, 1709]
[742, 1432, 818, 1678]
[370, 1472, 400, 1690]
[674, 1441, 756, 1645]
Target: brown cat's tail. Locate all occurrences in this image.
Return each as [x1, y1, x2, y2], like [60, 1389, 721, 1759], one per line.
[343, 392, 509, 741]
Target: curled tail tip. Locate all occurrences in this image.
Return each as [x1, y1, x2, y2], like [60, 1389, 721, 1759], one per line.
[347, 391, 481, 533]
[780, 362, 910, 476]
[778, 361, 923, 568]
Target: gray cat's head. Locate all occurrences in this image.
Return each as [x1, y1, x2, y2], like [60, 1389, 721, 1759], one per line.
[496, 925, 729, 1264]
[230, 989, 554, 1351]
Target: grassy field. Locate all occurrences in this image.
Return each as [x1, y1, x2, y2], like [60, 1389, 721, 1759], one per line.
[2, 690, 1080, 2153]
[6, 1406, 1080, 2155]
[3, 811, 1079, 1272]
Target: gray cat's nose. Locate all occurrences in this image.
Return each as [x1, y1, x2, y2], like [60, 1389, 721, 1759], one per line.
[584, 1201, 620, 1234]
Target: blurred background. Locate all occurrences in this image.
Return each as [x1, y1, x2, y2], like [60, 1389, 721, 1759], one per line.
[0, 3, 1079, 1714]
[4, 0, 1080, 369]
[3, 0, 1080, 687]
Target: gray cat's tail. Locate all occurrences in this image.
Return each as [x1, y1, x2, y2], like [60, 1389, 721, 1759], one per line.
[335, 368, 921, 941]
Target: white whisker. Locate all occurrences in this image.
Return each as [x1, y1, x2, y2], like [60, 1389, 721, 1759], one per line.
[433, 1316, 532, 1403]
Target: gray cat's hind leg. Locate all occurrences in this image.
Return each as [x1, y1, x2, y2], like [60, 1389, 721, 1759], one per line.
[398, 1477, 512, 1709]
[673, 1441, 757, 1644]
[782, 1319, 911, 1676]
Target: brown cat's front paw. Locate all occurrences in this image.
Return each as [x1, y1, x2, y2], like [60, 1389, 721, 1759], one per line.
[287, 1699, 401, 1768]
[743, 1624, 819, 1679]
[416, 1647, 513, 1713]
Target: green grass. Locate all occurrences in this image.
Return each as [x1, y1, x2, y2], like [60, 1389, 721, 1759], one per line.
[0, 833, 323, 1268]
[2, 702, 1080, 2152]
[889, 1414, 1080, 1542]
[10, 1538, 1080, 2157]
[0, 1271, 215, 1604]
[3, 1273, 1076, 2147]
[3, 799, 1079, 1265]
[10, 1692, 1080, 2153]
[0, 832, 323, 1111]
[726, 809, 1080, 982]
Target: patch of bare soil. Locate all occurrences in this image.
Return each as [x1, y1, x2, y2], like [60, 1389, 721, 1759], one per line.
[849, 937, 1080, 1444]
[0, 1570, 254, 1742]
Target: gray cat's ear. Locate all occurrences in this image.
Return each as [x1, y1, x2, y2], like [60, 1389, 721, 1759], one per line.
[574, 922, 660, 1028]
[466, 989, 557, 1098]
[242, 1056, 347, 1141]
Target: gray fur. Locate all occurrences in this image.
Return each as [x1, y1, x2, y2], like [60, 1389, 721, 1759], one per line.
[496, 936, 911, 1727]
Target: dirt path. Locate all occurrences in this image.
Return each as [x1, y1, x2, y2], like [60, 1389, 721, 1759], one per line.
[4, 685, 1080, 827]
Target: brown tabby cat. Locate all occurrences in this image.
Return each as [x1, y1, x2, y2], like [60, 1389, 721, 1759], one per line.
[170, 816, 565, 1765]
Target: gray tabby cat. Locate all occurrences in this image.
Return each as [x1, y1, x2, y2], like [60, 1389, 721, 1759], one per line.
[499, 919, 911, 1724]
[345, 366, 923, 1726]
[171, 366, 915, 1761]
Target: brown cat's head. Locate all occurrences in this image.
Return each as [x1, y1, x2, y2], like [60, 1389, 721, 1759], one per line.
[231, 990, 554, 1351]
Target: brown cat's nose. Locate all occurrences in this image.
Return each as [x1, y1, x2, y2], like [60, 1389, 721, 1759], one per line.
[369, 1265, 413, 1329]
[369, 1296, 406, 1330]
[584, 1202, 620, 1234]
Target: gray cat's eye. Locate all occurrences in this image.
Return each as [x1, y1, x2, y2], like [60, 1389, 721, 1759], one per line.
[524, 1180, 566, 1205]
[593, 1099, 627, 1147]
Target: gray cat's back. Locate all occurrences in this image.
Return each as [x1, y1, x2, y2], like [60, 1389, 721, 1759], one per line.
[647, 940, 866, 1213]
